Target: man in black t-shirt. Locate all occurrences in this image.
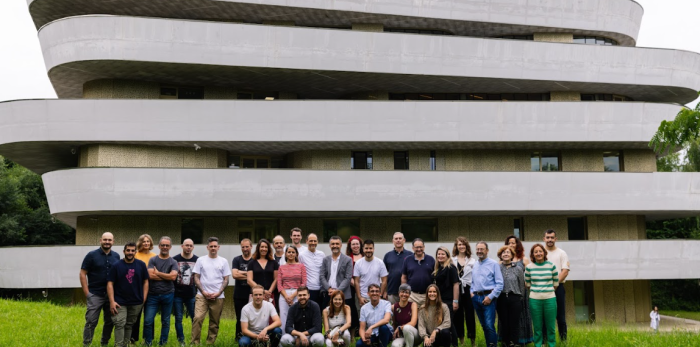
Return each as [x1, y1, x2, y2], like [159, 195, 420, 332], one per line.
[173, 238, 199, 344]
[231, 238, 253, 341]
[108, 242, 148, 347]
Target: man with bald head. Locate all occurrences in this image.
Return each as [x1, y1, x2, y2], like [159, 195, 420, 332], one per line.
[299, 233, 325, 308]
[80, 232, 121, 346]
[173, 238, 199, 345]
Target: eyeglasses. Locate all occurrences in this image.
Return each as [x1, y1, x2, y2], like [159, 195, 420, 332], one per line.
[159, 244, 171, 248]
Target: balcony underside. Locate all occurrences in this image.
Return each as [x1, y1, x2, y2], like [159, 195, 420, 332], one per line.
[39, 16, 700, 103]
[28, 0, 642, 45]
[0, 99, 676, 173]
[43, 169, 700, 227]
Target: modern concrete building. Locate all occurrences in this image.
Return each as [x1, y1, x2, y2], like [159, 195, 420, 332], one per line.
[2, 0, 700, 323]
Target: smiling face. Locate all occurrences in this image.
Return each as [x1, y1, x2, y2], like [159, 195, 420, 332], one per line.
[544, 232, 557, 248]
[330, 239, 341, 255]
[476, 243, 488, 260]
[399, 289, 410, 303]
[307, 234, 318, 252]
[159, 239, 172, 257]
[100, 233, 114, 251]
[350, 240, 361, 255]
[333, 294, 344, 308]
[393, 233, 405, 249]
[457, 241, 467, 255]
[252, 287, 265, 305]
[124, 245, 136, 261]
[436, 249, 448, 263]
[286, 247, 297, 263]
[140, 238, 151, 252]
[427, 286, 438, 302]
[501, 248, 513, 262]
[297, 290, 309, 306]
[533, 246, 545, 263]
[241, 240, 251, 257]
[368, 286, 381, 302]
[507, 237, 517, 248]
[258, 242, 268, 257]
[273, 237, 285, 253]
[412, 241, 424, 257]
[363, 243, 374, 259]
[291, 231, 302, 246]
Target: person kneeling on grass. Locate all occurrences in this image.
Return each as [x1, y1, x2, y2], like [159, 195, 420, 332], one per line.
[281, 286, 325, 347]
[240, 285, 283, 347]
[418, 285, 452, 347]
[356, 283, 393, 347]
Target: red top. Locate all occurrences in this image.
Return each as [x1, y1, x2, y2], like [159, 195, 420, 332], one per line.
[393, 301, 414, 326]
[277, 263, 307, 291]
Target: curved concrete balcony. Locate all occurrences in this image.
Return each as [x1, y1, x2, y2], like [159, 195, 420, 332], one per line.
[0, 99, 677, 173]
[28, 0, 643, 45]
[2, 239, 699, 288]
[39, 16, 700, 103]
[43, 168, 700, 227]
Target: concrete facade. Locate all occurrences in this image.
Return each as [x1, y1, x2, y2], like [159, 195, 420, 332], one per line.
[78, 144, 227, 169]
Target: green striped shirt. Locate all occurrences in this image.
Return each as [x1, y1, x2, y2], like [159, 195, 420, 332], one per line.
[525, 261, 558, 300]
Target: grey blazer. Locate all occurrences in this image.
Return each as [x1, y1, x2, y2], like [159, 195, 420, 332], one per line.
[320, 253, 354, 298]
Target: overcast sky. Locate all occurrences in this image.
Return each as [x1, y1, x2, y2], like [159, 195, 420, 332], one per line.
[0, 0, 698, 107]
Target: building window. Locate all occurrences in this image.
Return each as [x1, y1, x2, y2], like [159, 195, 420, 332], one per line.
[581, 94, 633, 102]
[531, 152, 560, 172]
[385, 28, 453, 36]
[573, 36, 618, 46]
[430, 151, 437, 171]
[351, 152, 373, 169]
[394, 151, 409, 170]
[160, 86, 204, 99]
[401, 218, 437, 242]
[229, 155, 285, 169]
[237, 91, 279, 100]
[181, 218, 204, 244]
[497, 35, 534, 41]
[237, 218, 279, 242]
[603, 151, 623, 172]
[574, 281, 595, 322]
[567, 217, 588, 240]
[514, 218, 525, 240]
[388, 93, 550, 101]
[323, 219, 360, 242]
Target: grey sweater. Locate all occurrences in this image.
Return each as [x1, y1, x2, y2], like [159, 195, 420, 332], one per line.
[417, 303, 451, 338]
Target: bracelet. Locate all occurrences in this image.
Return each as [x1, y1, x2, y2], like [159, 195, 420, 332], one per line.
[453, 300, 459, 303]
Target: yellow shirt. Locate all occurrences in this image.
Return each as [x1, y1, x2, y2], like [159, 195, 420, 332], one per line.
[136, 251, 157, 266]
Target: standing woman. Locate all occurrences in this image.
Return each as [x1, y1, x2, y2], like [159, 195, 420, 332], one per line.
[131, 233, 157, 343]
[432, 247, 460, 347]
[323, 290, 352, 347]
[525, 244, 559, 347]
[247, 239, 279, 303]
[345, 236, 364, 338]
[452, 237, 476, 347]
[650, 306, 660, 333]
[496, 246, 525, 346]
[504, 236, 533, 346]
[418, 285, 452, 347]
[277, 245, 306, 332]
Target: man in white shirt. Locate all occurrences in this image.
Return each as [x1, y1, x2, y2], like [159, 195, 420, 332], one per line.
[239, 285, 283, 347]
[290, 227, 307, 254]
[191, 237, 232, 345]
[353, 240, 388, 307]
[299, 233, 325, 309]
[543, 229, 570, 342]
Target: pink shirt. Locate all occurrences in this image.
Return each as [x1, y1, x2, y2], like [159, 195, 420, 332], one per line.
[277, 263, 307, 291]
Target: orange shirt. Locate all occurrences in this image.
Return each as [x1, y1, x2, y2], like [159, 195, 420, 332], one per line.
[135, 251, 157, 265]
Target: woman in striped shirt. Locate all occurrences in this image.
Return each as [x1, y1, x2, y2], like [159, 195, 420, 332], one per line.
[525, 244, 559, 347]
[277, 245, 307, 332]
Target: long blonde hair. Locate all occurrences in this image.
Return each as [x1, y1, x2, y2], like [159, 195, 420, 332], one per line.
[137, 234, 154, 251]
[422, 284, 444, 325]
[432, 246, 452, 276]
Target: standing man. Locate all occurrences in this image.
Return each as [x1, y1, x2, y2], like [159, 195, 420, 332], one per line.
[80, 232, 120, 347]
[401, 238, 435, 306]
[280, 286, 325, 347]
[320, 236, 354, 308]
[356, 284, 393, 347]
[108, 242, 149, 347]
[273, 235, 287, 265]
[240, 285, 283, 347]
[173, 238, 199, 345]
[470, 242, 503, 347]
[144, 236, 178, 346]
[543, 229, 570, 341]
[299, 233, 326, 308]
[383, 232, 413, 304]
[192, 237, 232, 345]
[290, 227, 307, 254]
[353, 240, 388, 306]
[231, 238, 253, 341]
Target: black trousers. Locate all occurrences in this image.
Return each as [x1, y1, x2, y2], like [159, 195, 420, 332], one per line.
[309, 290, 324, 310]
[234, 297, 249, 340]
[497, 293, 523, 345]
[431, 328, 452, 347]
[542, 285, 567, 341]
[454, 286, 476, 340]
[445, 303, 459, 347]
[349, 292, 359, 331]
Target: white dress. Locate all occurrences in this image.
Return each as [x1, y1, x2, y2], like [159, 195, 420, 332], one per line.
[650, 311, 660, 330]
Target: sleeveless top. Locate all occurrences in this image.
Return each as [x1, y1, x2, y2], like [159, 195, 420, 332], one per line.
[393, 301, 414, 326]
[326, 307, 347, 330]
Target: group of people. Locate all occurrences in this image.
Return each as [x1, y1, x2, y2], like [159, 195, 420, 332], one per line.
[79, 228, 571, 347]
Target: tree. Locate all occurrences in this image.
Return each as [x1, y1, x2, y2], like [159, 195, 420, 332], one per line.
[649, 96, 700, 155]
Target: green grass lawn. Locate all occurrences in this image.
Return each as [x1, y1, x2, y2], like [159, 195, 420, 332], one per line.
[659, 310, 700, 321]
[1, 299, 698, 347]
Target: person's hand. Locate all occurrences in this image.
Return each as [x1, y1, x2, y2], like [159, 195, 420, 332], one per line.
[382, 293, 387, 300]
[430, 331, 437, 344]
[331, 333, 339, 345]
[110, 302, 120, 315]
[393, 328, 400, 339]
[359, 297, 368, 305]
[299, 335, 309, 346]
[483, 297, 492, 306]
[287, 297, 294, 305]
[424, 337, 432, 347]
[258, 330, 268, 341]
[470, 293, 474, 298]
[328, 288, 336, 296]
[364, 329, 372, 340]
[453, 302, 459, 311]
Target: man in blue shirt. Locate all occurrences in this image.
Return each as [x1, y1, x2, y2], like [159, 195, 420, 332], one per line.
[470, 242, 503, 347]
[383, 232, 413, 304]
[80, 232, 121, 347]
[401, 238, 434, 306]
[357, 284, 393, 347]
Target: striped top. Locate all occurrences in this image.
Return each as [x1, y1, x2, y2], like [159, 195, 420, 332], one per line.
[277, 263, 307, 291]
[524, 261, 559, 300]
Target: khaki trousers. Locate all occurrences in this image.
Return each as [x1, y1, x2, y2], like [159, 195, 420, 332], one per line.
[409, 292, 425, 307]
[191, 295, 224, 345]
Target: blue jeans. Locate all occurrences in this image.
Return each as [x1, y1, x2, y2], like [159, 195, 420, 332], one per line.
[356, 325, 392, 347]
[239, 327, 283, 347]
[143, 292, 175, 346]
[472, 295, 498, 347]
[173, 295, 196, 343]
